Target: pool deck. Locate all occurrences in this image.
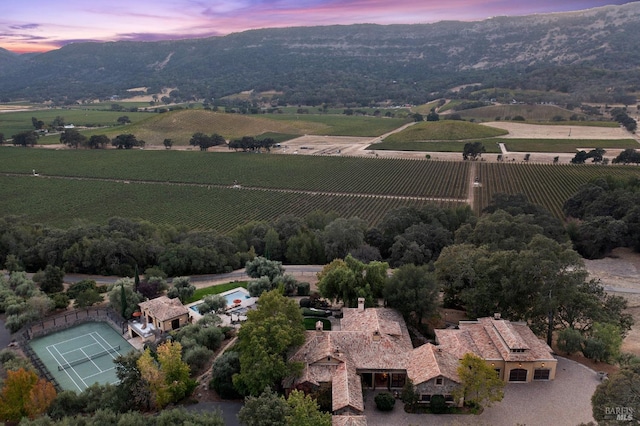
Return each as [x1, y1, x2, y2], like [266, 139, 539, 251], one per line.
[186, 287, 256, 326]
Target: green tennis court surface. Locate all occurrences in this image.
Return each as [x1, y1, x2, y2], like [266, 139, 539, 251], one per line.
[29, 322, 135, 392]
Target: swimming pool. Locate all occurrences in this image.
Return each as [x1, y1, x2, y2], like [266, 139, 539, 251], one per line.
[223, 289, 251, 306]
[189, 287, 252, 314]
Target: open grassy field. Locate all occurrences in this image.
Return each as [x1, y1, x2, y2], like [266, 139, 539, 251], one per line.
[412, 101, 442, 115]
[74, 110, 408, 145]
[0, 108, 154, 138]
[454, 104, 584, 122]
[382, 121, 508, 143]
[262, 114, 408, 137]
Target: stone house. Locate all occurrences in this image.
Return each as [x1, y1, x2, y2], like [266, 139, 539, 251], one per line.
[435, 315, 557, 383]
[128, 296, 190, 341]
[407, 342, 461, 405]
[287, 303, 556, 425]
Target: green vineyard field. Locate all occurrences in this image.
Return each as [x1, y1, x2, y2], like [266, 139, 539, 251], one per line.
[3, 146, 640, 232]
[0, 175, 464, 232]
[474, 163, 640, 217]
[0, 149, 470, 198]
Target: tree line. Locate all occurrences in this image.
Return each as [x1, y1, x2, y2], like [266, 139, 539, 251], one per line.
[564, 176, 640, 258]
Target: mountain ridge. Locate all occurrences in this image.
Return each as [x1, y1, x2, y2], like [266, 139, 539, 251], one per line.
[1, 2, 639, 104]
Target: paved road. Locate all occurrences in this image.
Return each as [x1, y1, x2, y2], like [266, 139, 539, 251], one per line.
[603, 285, 640, 294]
[61, 265, 325, 285]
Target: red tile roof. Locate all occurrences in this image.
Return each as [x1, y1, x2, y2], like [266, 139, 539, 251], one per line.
[138, 296, 189, 322]
[407, 343, 460, 385]
[435, 317, 555, 362]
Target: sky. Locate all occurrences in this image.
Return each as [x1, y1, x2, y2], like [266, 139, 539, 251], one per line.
[0, 0, 636, 53]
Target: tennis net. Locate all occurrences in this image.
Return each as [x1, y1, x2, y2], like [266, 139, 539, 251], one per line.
[57, 345, 120, 371]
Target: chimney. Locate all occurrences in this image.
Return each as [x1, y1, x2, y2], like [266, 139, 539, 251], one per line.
[358, 297, 365, 311]
[372, 330, 381, 341]
[315, 320, 324, 332]
[494, 313, 501, 320]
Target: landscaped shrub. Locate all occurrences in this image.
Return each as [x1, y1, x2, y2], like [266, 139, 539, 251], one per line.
[374, 392, 396, 411]
[297, 282, 310, 296]
[247, 276, 273, 297]
[0, 348, 17, 364]
[209, 351, 241, 399]
[197, 326, 224, 351]
[4, 314, 24, 333]
[183, 346, 213, 372]
[557, 328, 583, 355]
[583, 338, 607, 362]
[74, 289, 104, 308]
[67, 279, 97, 299]
[198, 294, 227, 314]
[299, 298, 311, 308]
[430, 394, 447, 414]
[50, 292, 70, 309]
[301, 308, 330, 317]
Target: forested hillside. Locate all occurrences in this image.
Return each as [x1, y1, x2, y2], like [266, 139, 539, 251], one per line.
[0, 3, 639, 104]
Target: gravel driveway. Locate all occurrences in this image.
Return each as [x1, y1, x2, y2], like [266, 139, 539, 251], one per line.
[364, 356, 599, 426]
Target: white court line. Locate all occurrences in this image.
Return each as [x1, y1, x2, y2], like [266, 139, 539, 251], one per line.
[59, 342, 101, 356]
[83, 366, 116, 380]
[51, 332, 100, 348]
[79, 348, 103, 373]
[90, 332, 120, 363]
[50, 344, 88, 391]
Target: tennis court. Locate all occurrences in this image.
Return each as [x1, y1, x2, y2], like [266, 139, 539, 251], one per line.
[29, 322, 135, 392]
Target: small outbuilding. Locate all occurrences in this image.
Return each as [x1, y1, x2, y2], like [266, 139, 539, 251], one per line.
[128, 296, 190, 341]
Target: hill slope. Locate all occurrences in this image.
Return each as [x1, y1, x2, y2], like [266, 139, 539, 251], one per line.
[1, 3, 639, 104]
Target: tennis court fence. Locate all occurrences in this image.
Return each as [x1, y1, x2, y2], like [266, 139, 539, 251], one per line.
[17, 307, 127, 392]
[21, 343, 61, 391]
[23, 307, 127, 341]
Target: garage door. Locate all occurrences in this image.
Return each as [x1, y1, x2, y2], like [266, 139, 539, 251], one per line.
[509, 368, 528, 382]
[534, 369, 550, 380]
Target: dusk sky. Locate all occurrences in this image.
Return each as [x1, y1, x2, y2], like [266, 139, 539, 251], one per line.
[1, 1, 636, 53]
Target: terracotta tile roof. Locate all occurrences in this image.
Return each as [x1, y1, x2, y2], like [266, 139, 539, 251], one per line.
[407, 343, 460, 385]
[138, 296, 189, 322]
[509, 322, 557, 361]
[289, 308, 413, 412]
[435, 317, 555, 363]
[332, 415, 368, 426]
[340, 307, 406, 337]
[331, 362, 364, 413]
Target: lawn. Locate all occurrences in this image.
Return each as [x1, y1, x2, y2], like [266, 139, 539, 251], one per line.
[187, 282, 249, 304]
